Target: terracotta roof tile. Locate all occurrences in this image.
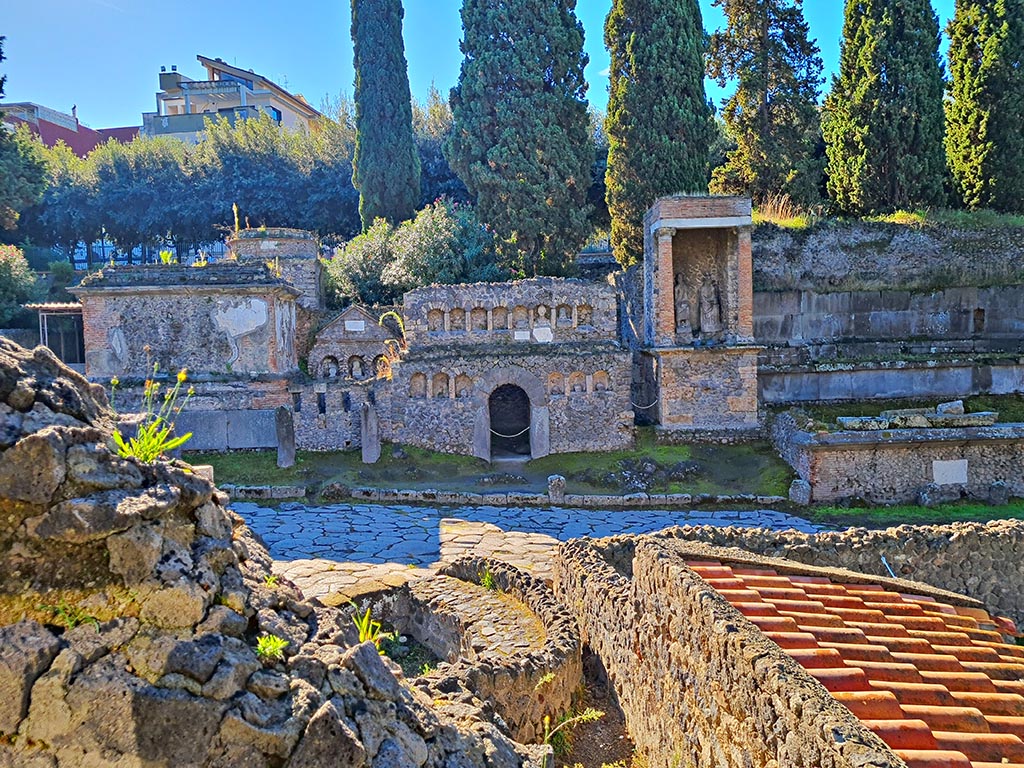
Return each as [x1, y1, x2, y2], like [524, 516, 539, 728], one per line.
[686, 559, 1024, 768]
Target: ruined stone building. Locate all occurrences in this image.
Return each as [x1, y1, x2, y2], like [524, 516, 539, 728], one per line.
[63, 197, 760, 459]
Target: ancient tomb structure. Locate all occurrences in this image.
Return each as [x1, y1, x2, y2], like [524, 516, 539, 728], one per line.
[72, 262, 300, 379]
[225, 227, 323, 360]
[394, 277, 634, 460]
[772, 408, 1024, 505]
[641, 195, 760, 435]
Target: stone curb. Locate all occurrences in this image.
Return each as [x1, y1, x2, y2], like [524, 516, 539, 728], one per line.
[220, 484, 307, 500]
[348, 486, 788, 509]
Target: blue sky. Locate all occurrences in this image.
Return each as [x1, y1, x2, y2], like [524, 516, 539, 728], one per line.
[2, 0, 955, 130]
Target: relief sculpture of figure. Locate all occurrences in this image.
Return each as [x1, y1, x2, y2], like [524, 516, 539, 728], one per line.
[674, 274, 692, 338]
[698, 275, 723, 338]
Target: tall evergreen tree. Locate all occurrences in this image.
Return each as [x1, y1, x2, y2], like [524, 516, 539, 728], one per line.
[707, 0, 823, 206]
[822, 0, 947, 214]
[604, 0, 712, 267]
[350, 0, 421, 229]
[446, 0, 592, 276]
[946, 0, 1024, 212]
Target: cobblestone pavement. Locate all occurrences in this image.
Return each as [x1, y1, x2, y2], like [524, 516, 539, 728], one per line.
[235, 502, 819, 601]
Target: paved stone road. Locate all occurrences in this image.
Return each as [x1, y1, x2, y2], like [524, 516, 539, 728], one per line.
[235, 501, 819, 601]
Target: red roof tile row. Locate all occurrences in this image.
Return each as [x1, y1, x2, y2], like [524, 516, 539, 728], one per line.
[688, 560, 1024, 768]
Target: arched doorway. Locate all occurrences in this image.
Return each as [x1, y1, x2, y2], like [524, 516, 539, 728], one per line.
[489, 384, 531, 458]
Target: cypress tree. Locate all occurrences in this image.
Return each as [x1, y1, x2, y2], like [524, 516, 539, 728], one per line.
[351, 0, 421, 229]
[946, 0, 1024, 212]
[604, 0, 712, 267]
[822, 0, 947, 214]
[446, 0, 592, 276]
[707, 0, 824, 206]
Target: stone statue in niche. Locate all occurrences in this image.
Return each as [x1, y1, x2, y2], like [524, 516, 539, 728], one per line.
[698, 275, 723, 338]
[535, 305, 551, 327]
[410, 374, 426, 399]
[350, 358, 364, 378]
[323, 358, 339, 378]
[556, 305, 572, 327]
[674, 274, 692, 338]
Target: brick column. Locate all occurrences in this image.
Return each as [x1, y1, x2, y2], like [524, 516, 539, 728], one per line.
[655, 227, 676, 347]
[737, 226, 754, 342]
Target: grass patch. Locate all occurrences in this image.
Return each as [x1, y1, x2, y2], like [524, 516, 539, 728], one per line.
[807, 499, 1024, 528]
[186, 428, 794, 499]
[866, 208, 1024, 230]
[787, 393, 1024, 431]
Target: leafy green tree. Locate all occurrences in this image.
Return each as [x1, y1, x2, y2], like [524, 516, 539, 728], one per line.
[0, 40, 47, 233]
[324, 218, 398, 306]
[20, 140, 100, 261]
[447, 0, 593, 276]
[604, 0, 713, 266]
[822, 0, 947, 214]
[383, 198, 504, 292]
[707, 0, 823, 206]
[413, 85, 468, 207]
[350, 0, 421, 228]
[946, 0, 1024, 212]
[587, 109, 611, 234]
[0, 244, 38, 325]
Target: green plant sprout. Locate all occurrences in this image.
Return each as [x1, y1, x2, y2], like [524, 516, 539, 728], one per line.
[419, 662, 435, 676]
[480, 568, 497, 591]
[263, 574, 280, 588]
[38, 601, 100, 632]
[543, 708, 605, 753]
[110, 364, 194, 463]
[534, 672, 556, 691]
[349, 603, 395, 653]
[255, 634, 289, 662]
[158, 249, 177, 265]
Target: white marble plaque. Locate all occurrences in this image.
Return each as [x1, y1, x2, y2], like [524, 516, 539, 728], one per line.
[514, 330, 531, 341]
[533, 327, 553, 343]
[344, 320, 366, 332]
[933, 459, 968, 485]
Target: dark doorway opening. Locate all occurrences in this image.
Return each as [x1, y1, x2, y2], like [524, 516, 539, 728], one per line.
[489, 384, 531, 458]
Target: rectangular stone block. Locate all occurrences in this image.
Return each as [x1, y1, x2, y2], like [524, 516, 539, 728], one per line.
[225, 409, 278, 450]
[176, 410, 228, 452]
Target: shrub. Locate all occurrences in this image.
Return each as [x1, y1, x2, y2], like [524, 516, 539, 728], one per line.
[0, 244, 39, 325]
[383, 198, 505, 291]
[324, 217, 398, 307]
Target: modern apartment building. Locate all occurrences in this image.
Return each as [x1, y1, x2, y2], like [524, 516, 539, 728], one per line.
[0, 102, 138, 156]
[141, 55, 322, 142]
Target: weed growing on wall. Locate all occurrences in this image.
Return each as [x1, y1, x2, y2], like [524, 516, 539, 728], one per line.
[255, 634, 288, 662]
[110, 364, 194, 463]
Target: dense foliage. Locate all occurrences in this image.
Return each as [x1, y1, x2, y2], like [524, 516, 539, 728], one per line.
[350, 0, 421, 228]
[0, 38, 47, 233]
[822, 0, 947, 214]
[446, 0, 593, 276]
[946, 0, 1024, 212]
[413, 85, 469, 208]
[604, 0, 713, 266]
[324, 198, 501, 306]
[707, 0, 823, 206]
[0, 245, 38, 325]
[15, 113, 360, 262]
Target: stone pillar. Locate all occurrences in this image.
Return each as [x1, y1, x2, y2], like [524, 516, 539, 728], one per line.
[360, 403, 381, 464]
[655, 228, 676, 347]
[275, 406, 296, 469]
[530, 405, 550, 459]
[737, 226, 755, 343]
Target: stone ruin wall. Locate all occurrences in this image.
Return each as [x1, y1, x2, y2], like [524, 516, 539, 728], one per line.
[384, 557, 583, 745]
[657, 519, 1024, 628]
[0, 338, 548, 768]
[387, 346, 634, 456]
[402, 277, 619, 347]
[553, 536, 903, 768]
[771, 410, 1024, 504]
[227, 228, 324, 361]
[73, 264, 299, 379]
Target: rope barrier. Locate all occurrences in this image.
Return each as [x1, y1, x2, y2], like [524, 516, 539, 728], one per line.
[490, 425, 532, 439]
[630, 397, 659, 409]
